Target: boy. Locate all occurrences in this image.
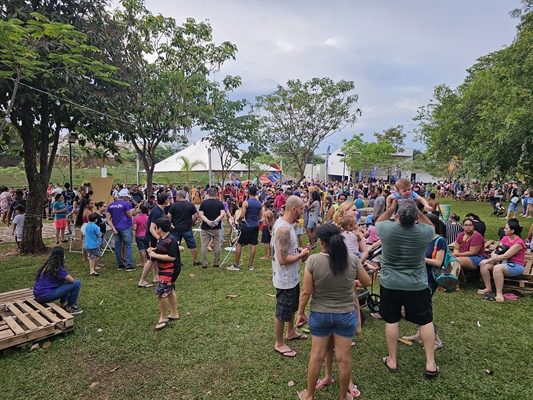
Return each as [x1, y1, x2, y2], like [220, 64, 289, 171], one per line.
[12, 204, 25, 251]
[260, 201, 275, 259]
[147, 217, 183, 330]
[386, 178, 431, 211]
[84, 213, 103, 276]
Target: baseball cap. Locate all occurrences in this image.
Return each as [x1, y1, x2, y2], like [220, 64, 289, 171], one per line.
[118, 189, 129, 197]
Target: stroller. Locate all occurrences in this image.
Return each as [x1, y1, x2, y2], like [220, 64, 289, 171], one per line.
[357, 244, 382, 324]
[488, 197, 505, 218]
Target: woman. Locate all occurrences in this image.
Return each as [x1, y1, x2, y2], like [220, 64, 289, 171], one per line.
[445, 213, 462, 245]
[51, 193, 68, 244]
[296, 224, 371, 400]
[478, 218, 526, 302]
[33, 246, 83, 315]
[75, 198, 94, 261]
[192, 190, 202, 211]
[402, 214, 444, 350]
[452, 218, 487, 275]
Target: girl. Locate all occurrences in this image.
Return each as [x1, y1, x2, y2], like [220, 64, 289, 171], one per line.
[75, 198, 94, 261]
[340, 214, 368, 262]
[52, 193, 68, 244]
[133, 205, 149, 267]
[33, 246, 83, 315]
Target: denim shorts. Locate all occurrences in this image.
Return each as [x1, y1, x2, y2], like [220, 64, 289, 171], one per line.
[468, 255, 486, 269]
[297, 226, 304, 235]
[136, 237, 146, 252]
[503, 260, 525, 277]
[87, 247, 102, 259]
[308, 309, 357, 338]
[172, 230, 197, 249]
[307, 221, 317, 229]
[508, 202, 519, 212]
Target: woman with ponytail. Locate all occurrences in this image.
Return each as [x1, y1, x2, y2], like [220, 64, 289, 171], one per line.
[296, 224, 371, 400]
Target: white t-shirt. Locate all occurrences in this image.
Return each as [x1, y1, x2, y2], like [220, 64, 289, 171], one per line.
[271, 218, 300, 289]
[13, 214, 24, 237]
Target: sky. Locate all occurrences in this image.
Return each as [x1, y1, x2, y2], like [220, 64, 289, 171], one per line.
[140, 0, 523, 153]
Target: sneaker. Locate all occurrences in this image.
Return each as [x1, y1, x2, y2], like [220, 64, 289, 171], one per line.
[68, 306, 83, 315]
[56, 241, 60, 245]
[213, 264, 220, 268]
[193, 261, 202, 266]
[125, 267, 136, 272]
[248, 265, 254, 271]
[434, 340, 443, 350]
[65, 231, 72, 235]
[117, 266, 125, 271]
[226, 265, 240, 271]
[202, 265, 208, 269]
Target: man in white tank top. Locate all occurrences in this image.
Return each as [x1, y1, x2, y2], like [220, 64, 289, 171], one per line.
[272, 195, 310, 357]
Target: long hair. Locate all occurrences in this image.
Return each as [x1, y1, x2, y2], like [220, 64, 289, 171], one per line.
[507, 218, 523, 237]
[75, 198, 91, 228]
[333, 201, 354, 226]
[427, 213, 441, 235]
[35, 246, 65, 281]
[316, 224, 348, 276]
[310, 190, 321, 204]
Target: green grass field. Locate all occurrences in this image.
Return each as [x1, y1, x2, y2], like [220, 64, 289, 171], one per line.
[0, 202, 532, 399]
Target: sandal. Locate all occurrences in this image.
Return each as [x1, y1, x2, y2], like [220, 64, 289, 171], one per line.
[90, 271, 99, 276]
[402, 334, 422, 344]
[351, 385, 361, 398]
[316, 378, 334, 390]
[477, 289, 491, 295]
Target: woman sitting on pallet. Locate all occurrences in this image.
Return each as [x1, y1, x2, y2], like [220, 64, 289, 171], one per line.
[478, 218, 526, 303]
[33, 246, 83, 315]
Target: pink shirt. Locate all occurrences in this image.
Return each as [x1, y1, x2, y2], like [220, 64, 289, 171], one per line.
[501, 236, 526, 265]
[456, 231, 487, 258]
[133, 214, 148, 238]
[366, 226, 380, 244]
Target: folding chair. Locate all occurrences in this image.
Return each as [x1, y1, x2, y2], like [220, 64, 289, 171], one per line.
[68, 224, 83, 254]
[221, 217, 242, 267]
[102, 225, 115, 254]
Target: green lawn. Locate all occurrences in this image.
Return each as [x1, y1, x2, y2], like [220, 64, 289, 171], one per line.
[1, 201, 532, 399]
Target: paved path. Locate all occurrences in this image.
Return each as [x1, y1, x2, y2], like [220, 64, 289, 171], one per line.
[0, 222, 57, 243]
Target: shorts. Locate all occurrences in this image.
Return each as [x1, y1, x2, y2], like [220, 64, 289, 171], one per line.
[503, 260, 525, 277]
[86, 247, 102, 259]
[154, 281, 175, 298]
[297, 226, 304, 235]
[172, 230, 197, 249]
[136, 237, 146, 252]
[238, 226, 259, 246]
[468, 255, 486, 269]
[275, 284, 300, 322]
[508, 202, 519, 212]
[54, 219, 68, 229]
[307, 221, 317, 229]
[379, 285, 432, 326]
[309, 310, 357, 338]
[261, 225, 272, 244]
[15, 233, 22, 241]
[80, 222, 88, 236]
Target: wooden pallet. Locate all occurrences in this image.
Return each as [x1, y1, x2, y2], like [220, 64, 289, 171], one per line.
[503, 278, 533, 290]
[0, 290, 74, 351]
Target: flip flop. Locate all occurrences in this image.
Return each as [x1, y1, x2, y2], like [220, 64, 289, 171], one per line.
[90, 272, 99, 276]
[168, 316, 180, 321]
[316, 378, 335, 390]
[382, 357, 397, 372]
[370, 312, 382, 319]
[503, 293, 518, 300]
[274, 347, 296, 358]
[287, 333, 308, 341]
[495, 296, 504, 303]
[137, 283, 154, 288]
[425, 366, 440, 377]
[155, 320, 169, 330]
[297, 389, 308, 400]
[351, 385, 361, 398]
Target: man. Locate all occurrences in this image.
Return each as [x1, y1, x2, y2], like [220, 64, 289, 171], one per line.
[227, 186, 262, 271]
[273, 188, 286, 213]
[168, 190, 202, 266]
[198, 187, 225, 268]
[373, 187, 386, 221]
[51, 183, 63, 196]
[376, 198, 439, 376]
[138, 193, 169, 288]
[130, 184, 144, 207]
[272, 195, 310, 357]
[224, 183, 235, 199]
[106, 188, 138, 271]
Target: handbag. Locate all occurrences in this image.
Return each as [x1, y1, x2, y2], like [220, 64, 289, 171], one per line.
[511, 196, 520, 204]
[431, 237, 461, 291]
[494, 244, 510, 255]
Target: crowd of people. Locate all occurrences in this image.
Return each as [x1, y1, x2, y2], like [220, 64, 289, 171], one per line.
[1, 176, 530, 399]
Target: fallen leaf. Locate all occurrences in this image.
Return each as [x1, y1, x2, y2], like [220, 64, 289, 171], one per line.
[100, 300, 104, 306]
[450, 321, 455, 324]
[398, 338, 413, 346]
[485, 369, 494, 375]
[302, 328, 310, 334]
[186, 312, 191, 316]
[42, 342, 51, 349]
[30, 343, 39, 352]
[288, 381, 294, 387]
[267, 294, 276, 298]
[109, 366, 120, 373]
[89, 382, 99, 388]
[227, 294, 238, 298]
[97, 328, 103, 332]
[189, 273, 195, 278]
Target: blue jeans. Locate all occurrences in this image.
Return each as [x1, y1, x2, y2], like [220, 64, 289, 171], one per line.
[114, 228, 133, 269]
[35, 280, 82, 307]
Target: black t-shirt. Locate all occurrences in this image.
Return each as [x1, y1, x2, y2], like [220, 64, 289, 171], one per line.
[473, 220, 486, 237]
[95, 213, 107, 234]
[62, 189, 75, 206]
[131, 191, 144, 205]
[199, 198, 225, 230]
[145, 206, 166, 243]
[168, 201, 197, 232]
[155, 233, 182, 283]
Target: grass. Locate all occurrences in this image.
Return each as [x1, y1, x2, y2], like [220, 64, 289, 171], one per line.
[1, 201, 533, 399]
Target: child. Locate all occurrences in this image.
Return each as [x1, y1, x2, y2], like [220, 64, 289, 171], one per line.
[52, 193, 68, 244]
[260, 201, 275, 259]
[147, 217, 183, 330]
[12, 204, 25, 251]
[386, 178, 431, 211]
[33, 246, 83, 314]
[133, 205, 149, 267]
[84, 213, 102, 276]
[340, 214, 368, 262]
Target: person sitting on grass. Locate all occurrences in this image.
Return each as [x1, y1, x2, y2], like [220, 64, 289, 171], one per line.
[147, 217, 183, 330]
[33, 246, 83, 315]
[84, 213, 103, 277]
[478, 218, 526, 303]
[11, 204, 25, 251]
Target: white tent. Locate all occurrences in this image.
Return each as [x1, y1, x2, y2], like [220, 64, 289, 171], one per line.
[152, 140, 277, 173]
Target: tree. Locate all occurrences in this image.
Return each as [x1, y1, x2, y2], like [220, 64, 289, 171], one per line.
[342, 134, 395, 179]
[109, 0, 240, 198]
[176, 155, 206, 187]
[202, 98, 261, 184]
[0, 3, 120, 253]
[255, 77, 361, 182]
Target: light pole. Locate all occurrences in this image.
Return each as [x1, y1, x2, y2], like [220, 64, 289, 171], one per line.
[68, 133, 77, 189]
[337, 153, 346, 182]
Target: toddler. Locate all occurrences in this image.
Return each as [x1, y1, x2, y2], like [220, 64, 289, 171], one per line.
[12, 204, 25, 251]
[386, 178, 431, 211]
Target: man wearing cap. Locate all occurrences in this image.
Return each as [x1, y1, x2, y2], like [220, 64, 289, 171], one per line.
[106, 188, 137, 271]
[375, 198, 438, 377]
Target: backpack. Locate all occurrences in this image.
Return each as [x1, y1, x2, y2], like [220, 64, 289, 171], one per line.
[431, 236, 461, 291]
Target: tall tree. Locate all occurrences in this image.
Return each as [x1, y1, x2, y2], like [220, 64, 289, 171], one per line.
[0, 3, 120, 253]
[109, 0, 240, 197]
[342, 134, 395, 179]
[255, 77, 361, 182]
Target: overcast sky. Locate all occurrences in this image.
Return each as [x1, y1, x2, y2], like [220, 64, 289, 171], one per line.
[142, 0, 523, 153]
